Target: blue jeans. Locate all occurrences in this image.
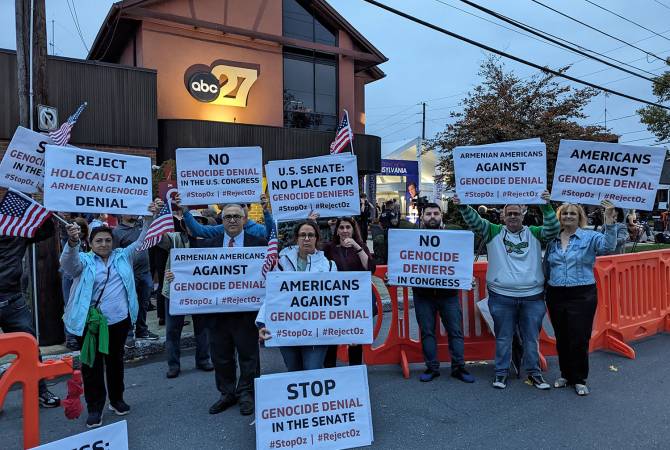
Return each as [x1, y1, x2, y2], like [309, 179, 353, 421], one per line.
[131, 271, 153, 336]
[165, 299, 210, 370]
[0, 293, 48, 393]
[280, 346, 328, 372]
[488, 290, 546, 376]
[413, 290, 465, 371]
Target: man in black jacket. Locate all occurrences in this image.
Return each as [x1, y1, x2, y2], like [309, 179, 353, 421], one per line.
[0, 217, 60, 408]
[183, 202, 267, 417]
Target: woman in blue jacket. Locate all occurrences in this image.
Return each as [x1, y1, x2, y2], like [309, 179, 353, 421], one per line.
[61, 201, 157, 429]
[545, 200, 616, 396]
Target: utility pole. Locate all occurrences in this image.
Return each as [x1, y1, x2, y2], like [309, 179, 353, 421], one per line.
[15, 0, 63, 346]
[421, 101, 426, 140]
[50, 19, 54, 55]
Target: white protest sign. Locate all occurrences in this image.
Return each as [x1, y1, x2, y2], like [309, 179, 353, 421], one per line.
[264, 271, 373, 347]
[44, 145, 152, 215]
[255, 365, 373, 450]
[31, 420, 128, 450]
[176, 146, 263, 205]
[0, 126, 54, 193]
[454, 141, 546, 204]
[387, 229, 474, 289]
[169, 247, 266, 314]
[551, 140, 665, 210]
[266, 154, 360, 220]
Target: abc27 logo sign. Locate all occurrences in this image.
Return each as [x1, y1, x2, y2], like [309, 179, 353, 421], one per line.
[184, 60, 259, 107]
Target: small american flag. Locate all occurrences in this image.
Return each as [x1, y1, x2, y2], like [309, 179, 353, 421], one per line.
[136, 199, 174, 252]
[48, 102, 87, 146]
[0, 188, 52, 238]
[329, 109, 353, 155]
[262, 225, 279, 278]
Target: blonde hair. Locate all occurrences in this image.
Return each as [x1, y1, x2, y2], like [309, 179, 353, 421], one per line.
[556, 203, 588, 228]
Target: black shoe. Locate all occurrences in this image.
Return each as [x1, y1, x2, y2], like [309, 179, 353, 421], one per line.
[492, 375, 508, 389]
[527, 374, 551, 390]
[451, 367, 476, 383]
[136, 331, 159, 340]
[166, 367, 180, 378]
[239, 396, 254, 416]
[65, 339, 80, 351]
[124, 336, 136, 349]
[209, 395, 237, 414]
[38, 389, 60, 408]
[108, 400, 130, 416]
[86, 411, 103, 429]
[196, 362, 214, 372]
[419, 369, 440, 382]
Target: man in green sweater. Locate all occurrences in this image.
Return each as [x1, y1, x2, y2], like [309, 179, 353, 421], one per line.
[453, 191, 559, 390]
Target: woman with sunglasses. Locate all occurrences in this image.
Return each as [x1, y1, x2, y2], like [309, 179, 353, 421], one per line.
[544, 200, 617, 396]
[322, 217, 376, 367]
[257, 221, 336, 371]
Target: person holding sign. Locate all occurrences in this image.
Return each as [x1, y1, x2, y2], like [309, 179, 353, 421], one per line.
[257, 221, 337, 371]
[322, 217, 376, 367]
[181, 202, 268, 416]
[61, 201, 160, 429]
[454, 192, 558, 390]
[544, 201, 617, 396]
[408, 203, 475, 383]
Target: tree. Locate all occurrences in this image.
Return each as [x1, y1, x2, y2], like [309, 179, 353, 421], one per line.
[638, 62, 670, 143]
[428, 57, 617, 188]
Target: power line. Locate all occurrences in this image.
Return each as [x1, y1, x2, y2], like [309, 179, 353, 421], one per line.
[455, 0, 656, 81]
[66, 0, 89, 52]
[652, 0, 670, 11]
[530, 0, 667, 62]
[593, 113, 638, 124]
[370, 113, 421, 134]
[362, 0, 670, 111]
[583, 0, 670, 42]
[381, 121, 421, 139]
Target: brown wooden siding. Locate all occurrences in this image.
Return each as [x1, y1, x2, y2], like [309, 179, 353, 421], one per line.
[0, 49, 157, 148]
[158, 119, 381, 173]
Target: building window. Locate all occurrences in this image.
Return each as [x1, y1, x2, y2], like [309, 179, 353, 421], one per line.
[284, 52, 337, 131]
[283, 0, 337, 46]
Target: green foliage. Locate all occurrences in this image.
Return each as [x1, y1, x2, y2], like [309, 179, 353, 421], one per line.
[638, 66, 670, 142]
[427, 57, 617, 188]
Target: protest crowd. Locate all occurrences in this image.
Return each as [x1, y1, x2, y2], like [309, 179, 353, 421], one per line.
[0, 135, 667, 448]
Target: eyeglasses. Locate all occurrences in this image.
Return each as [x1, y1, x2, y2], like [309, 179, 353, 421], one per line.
[223, 214, 243, 221]
[298, 232, 316, 240]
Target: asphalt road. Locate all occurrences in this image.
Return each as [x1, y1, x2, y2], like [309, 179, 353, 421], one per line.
[2, 334, 669, 449]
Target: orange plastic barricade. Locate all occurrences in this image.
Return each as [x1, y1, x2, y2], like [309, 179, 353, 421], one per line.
[0, 332, 73, 449]
[588, 249, 670, 358]
[358, 264, 552, 378]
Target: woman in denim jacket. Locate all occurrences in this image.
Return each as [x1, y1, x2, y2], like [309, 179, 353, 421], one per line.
[545, 200, 617, 396]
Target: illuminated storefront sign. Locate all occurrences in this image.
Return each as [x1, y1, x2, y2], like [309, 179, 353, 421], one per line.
[184, 60, 259, 107]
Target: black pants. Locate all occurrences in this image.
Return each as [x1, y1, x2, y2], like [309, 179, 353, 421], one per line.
[323, 344, 363, 368]
[546, 284, 597, 385]
[208, 312, 259, 400]
[77, 316, 130, 413]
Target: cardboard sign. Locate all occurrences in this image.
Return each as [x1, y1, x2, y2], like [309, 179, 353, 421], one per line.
[264, 271, 373, 347]
[0, 126, 54, 193]
[266, 154, 360, 220]
[454, 141, 546, 204]
[551, 140, 665, 210]
[255, 366, 374, 450]
[169, 247, 266, 314]
[44, 145, 152, 215]
[31, 420, 128, 450]
[387, 229, 474, 289]
[176, 146, 263, 205]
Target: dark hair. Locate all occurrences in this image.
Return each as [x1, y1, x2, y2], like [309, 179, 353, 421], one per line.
[422, 203, 441, 212]
[90, 226, 114, 241]
[293, 220, 320, 244]
[407, 182, 417, 189]
[332, 217, 364, 247]
[73, 217, 89, 240]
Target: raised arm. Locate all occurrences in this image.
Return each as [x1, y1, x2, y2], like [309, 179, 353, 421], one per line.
[60, 223, 84, 278]
[453, 194, 492, 240]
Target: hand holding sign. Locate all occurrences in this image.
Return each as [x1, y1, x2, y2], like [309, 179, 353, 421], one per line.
[602, 199, 616, 225]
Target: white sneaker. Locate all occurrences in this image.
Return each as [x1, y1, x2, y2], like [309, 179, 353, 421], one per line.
[554, 377, 569, 388]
